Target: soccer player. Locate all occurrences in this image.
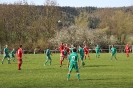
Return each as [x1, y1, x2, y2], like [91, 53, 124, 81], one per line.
[110, 45, 117, 60]
[17, 45, 23, 70]
[124, 44, 131, 58]
[69, 44, 76, 53]
[44, 47, 52, 66]
[67, 48, 80, 81]
[2, 45, 11, 64]
[64, 44, 70, 56]
[95, 44, 101, 58]
[78, 45, 85, 67]
[10, 48, 15, 62]
[59, 43, 64, 67]
[83, 45, 90, 60]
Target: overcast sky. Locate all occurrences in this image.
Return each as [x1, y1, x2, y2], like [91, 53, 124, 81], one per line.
[0, 0, 133, 7]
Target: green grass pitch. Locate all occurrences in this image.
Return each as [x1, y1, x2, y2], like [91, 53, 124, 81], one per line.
[0, 53, 133, 88]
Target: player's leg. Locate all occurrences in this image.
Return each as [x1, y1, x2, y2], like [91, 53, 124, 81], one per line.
[67, 64, 72, 80]
[60, 54, 63, 67]
[81, 55, 85, 66]
[126, 51, 129, 57]
[114, 54, 117, 60]
[110, 53, 113, 60]
[18, 58, 21, 70]
[87, 53, 90, 59]
[7, 55, 11, 64]
[84, 53, 86, 60]
[75, 64, 80, 80]
[2, 56, 6, 64]
[12, 55, 15, 62]
[44, 56, 49, 66]
[49, 56, 52, 65]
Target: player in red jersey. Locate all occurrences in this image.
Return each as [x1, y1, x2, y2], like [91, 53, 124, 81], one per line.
[124, 44, 131, 58]
[64, 44, 70, 56]
[17, 45, 23, 70]
[83, 45, 90, 60]
[59, 43, 64, 67]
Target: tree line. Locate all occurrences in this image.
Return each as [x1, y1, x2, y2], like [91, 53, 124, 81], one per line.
[0, 0, 133, 51]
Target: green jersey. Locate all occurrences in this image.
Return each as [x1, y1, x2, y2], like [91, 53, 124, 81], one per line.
[69, 47, 76, 53]
[95, 46, 100, 51]
[11, 50, 15, 55]
[78, 47, 84, 56]
[68, 52, 79, 64]
[111, 47, 116, 54]
[4, 48, 9, 55]
[46, 49, 50, 56]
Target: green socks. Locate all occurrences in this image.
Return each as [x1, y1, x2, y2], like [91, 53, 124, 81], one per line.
[67, 73, 70, 79]
[77, 73, 80, 80]
[8, 60, 11, 64]
[2, 60, 4, 64]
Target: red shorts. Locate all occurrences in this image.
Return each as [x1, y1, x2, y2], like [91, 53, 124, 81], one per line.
[18, 57, 22, 63]
[85, 52, 88, 55]
[126, 50, 130, 53]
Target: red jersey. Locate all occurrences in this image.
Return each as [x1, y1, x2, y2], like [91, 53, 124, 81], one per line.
[84, 46, 89, 52]
[59, 45, 64, 53]
[125, 46, 130, 51]
[17, 48, 23, 58]
[64, 46, 69, 53]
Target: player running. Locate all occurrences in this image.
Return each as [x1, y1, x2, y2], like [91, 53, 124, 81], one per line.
[67, 48, 80, 81]
[95, 45, 101, 58]
[17, 45, 23, 70]
[83, 45, 90, 60]
[110, 45, 117, 60]
[78, 45, 85, 67]
[44, 47, 52, 66]
[10, 48, 15, 62]
[2, 45, 11, 64]
[124, 44, 131, 58]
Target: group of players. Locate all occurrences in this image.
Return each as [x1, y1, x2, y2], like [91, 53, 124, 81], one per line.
[1, 45, 23, 70]
[1, 43, 131, 80]
[44, 43, 132, 80]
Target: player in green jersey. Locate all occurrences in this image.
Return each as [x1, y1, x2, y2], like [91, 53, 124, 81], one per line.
[95, 45, 101, 58]
[2, 45, 11, 64]
[110, 45, 117, 60]
[69, 44, 76, 53]
[67, 48, 80, 81]
[78, 45, 85, 67]
[10, 48, 15, 62]
[44, 48, 52, 66]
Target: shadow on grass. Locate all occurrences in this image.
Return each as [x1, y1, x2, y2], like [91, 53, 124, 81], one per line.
[85, 65, 112, 67]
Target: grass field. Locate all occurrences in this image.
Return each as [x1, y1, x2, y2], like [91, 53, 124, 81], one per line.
[0, 53, 133, 88]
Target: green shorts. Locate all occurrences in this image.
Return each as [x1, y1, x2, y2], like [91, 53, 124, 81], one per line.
[46, 55, 51, 60]
[111, 53, 116, 56]
[11, 54, 15, 58]
[80, 55, 84, 60]
[96, 50, 100, 54]
[69, 63, 78, 72]
[3, 54, 10, 59]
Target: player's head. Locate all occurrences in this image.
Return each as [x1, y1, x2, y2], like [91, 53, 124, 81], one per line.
[112, 45, 114, 47]
[79, 45, 82, 48]
[73, 48, 77, 52]
[61, 42, 63, 45]
[20, 45, 22, 48]
[5, 45, 8, 47]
